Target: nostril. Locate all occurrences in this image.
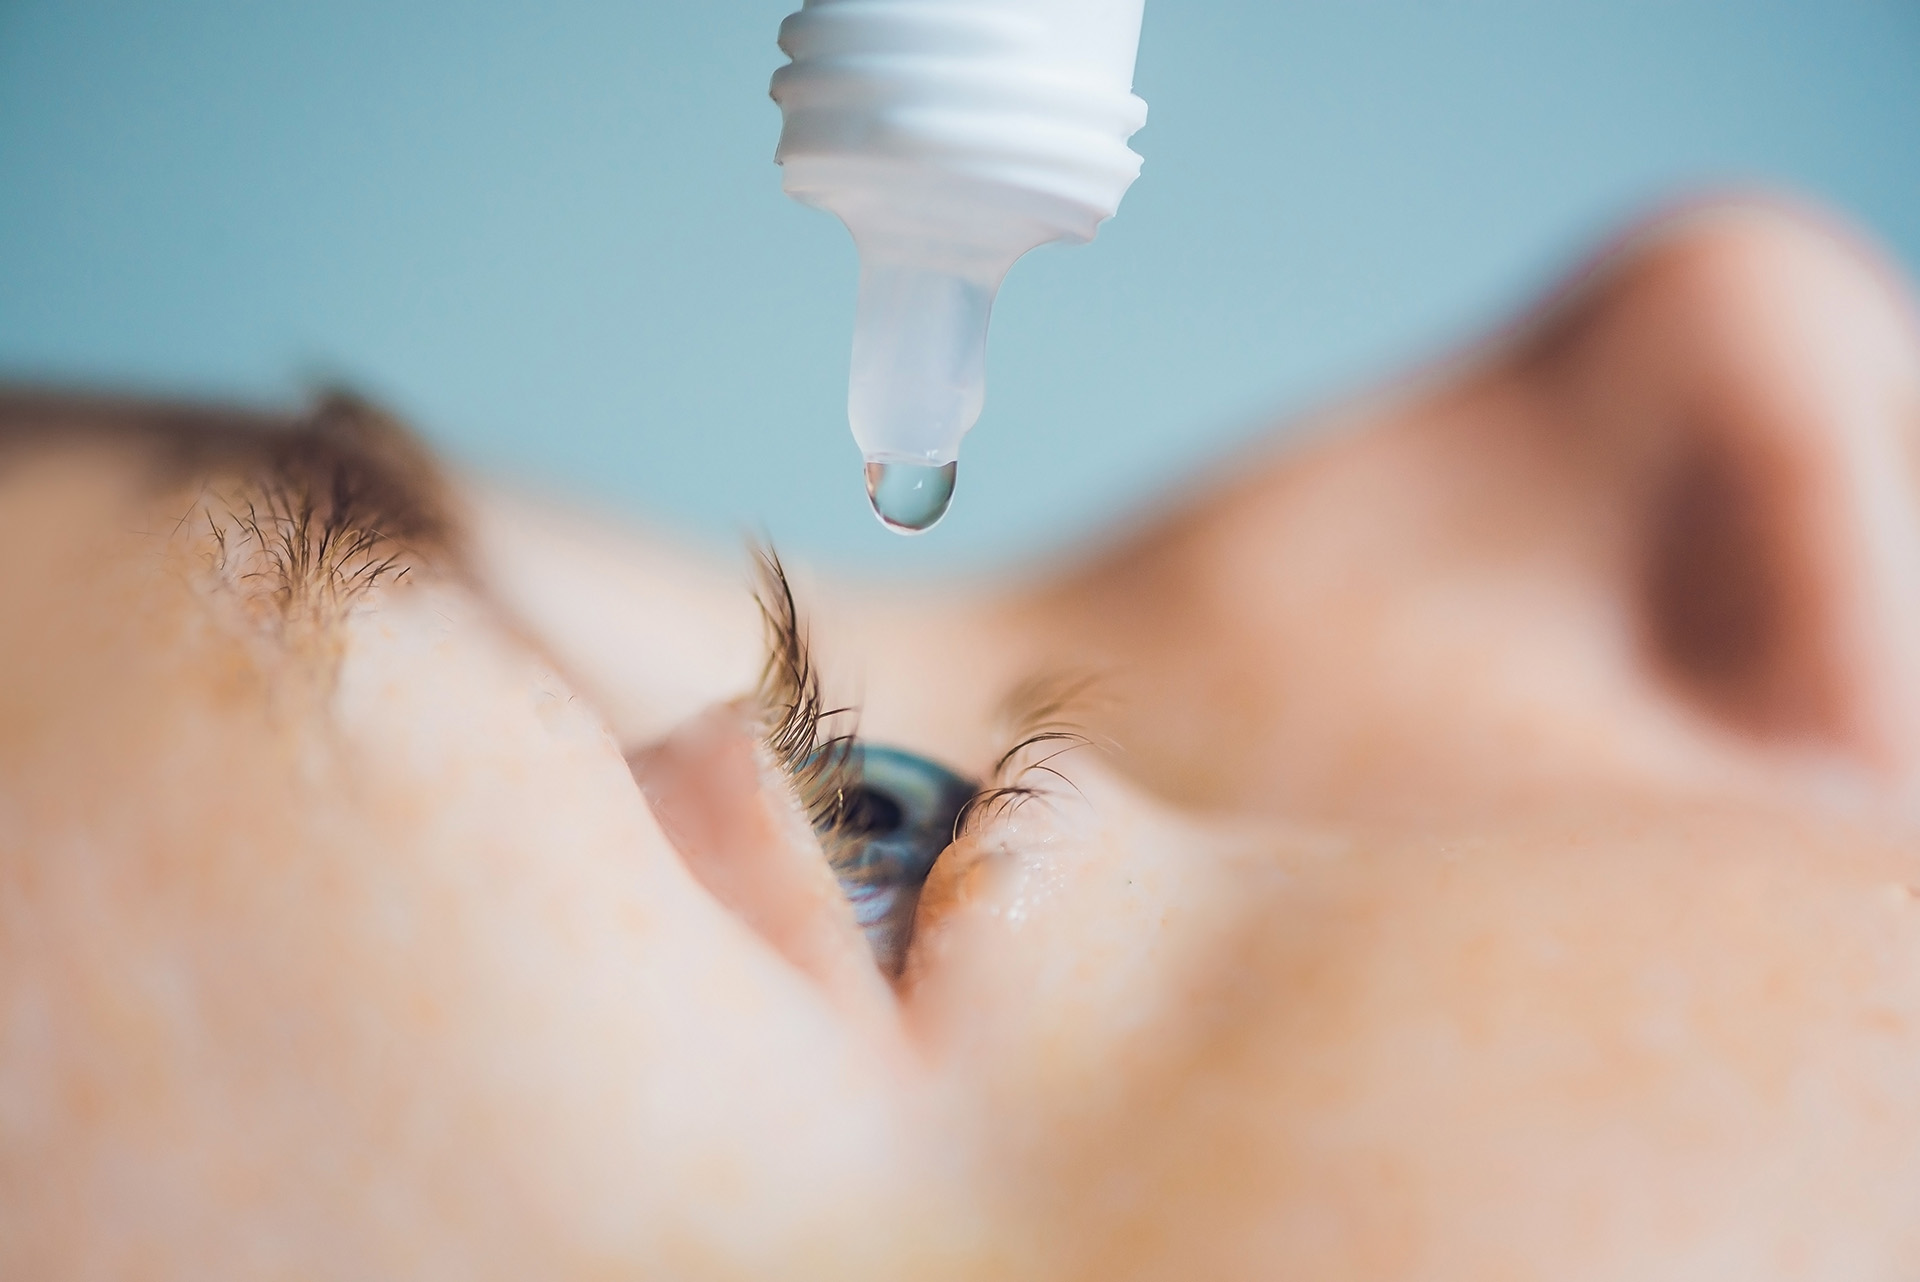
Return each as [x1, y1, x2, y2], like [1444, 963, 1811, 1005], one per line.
[1638, 435, 1862, 745]
[1645, 444, 1780, 706]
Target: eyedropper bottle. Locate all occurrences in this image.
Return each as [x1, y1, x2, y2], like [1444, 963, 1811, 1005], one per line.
[770, 0, 1149, 533]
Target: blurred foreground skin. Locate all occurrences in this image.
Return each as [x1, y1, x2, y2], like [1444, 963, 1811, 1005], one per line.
[4, 198, 1920, 1279]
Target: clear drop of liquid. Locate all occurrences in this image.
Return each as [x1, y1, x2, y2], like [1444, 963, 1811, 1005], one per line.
[864, 460, 957, 534]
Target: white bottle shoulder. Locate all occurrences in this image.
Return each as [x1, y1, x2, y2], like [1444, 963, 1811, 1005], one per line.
[771, 0, 1148, 245]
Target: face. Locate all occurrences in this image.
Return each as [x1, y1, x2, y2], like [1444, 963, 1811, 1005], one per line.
[5, 200, 1920, 1279]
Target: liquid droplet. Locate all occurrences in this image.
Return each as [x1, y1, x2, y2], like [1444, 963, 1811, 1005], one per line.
[864, 460, 956, 534]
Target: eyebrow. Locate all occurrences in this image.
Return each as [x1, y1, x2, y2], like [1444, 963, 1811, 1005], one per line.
[0, 384, 458, 623]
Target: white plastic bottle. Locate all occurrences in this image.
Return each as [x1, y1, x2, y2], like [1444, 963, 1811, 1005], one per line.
[769, 0, 1149, 532]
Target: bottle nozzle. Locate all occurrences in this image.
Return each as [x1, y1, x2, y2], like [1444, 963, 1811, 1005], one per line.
[847, 252, 1000, 535]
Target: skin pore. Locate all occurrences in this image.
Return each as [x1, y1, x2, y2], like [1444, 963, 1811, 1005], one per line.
[3, 199, 1920, 1278]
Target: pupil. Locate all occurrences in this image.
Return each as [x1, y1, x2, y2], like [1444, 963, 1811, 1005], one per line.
[842, 786, 903, 837]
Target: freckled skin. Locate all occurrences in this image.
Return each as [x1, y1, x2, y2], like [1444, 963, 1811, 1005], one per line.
[6, 199, 1920, 1278]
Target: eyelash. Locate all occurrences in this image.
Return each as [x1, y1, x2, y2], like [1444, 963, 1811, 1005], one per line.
[748, 547, 1093, 864]
[751, 546, 863, 862]
[954, 674, 1096, 837]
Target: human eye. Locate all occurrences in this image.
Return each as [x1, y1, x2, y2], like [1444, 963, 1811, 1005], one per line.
[750, 548, 979, 975]
[749, 549, 1097, 978]
[821, 744, 976, 976]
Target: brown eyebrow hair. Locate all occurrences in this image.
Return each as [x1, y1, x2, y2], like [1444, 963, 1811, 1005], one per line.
[0, 384, 458, 622]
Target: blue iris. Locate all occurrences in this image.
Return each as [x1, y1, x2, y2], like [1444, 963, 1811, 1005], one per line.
[828, 745, 976, 976]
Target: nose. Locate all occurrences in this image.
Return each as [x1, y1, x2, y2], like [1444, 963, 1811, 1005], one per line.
[1038, 198, 1920, 820]
[1528, 202, 1920, 772]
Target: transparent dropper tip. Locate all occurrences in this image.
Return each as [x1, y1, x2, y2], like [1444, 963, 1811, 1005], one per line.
[864, 459, 957, 533]
[847, 250, 999, 536]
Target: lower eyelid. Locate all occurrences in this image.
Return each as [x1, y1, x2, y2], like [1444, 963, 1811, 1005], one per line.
[895, 825, 1016, 977]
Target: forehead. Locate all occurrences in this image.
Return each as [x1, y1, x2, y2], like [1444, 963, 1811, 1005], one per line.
[0, 393, 937, 1275]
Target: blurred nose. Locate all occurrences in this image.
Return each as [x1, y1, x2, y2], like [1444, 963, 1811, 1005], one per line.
[1530, 202, 1920, 774]
[1038, 199, 1920, 822]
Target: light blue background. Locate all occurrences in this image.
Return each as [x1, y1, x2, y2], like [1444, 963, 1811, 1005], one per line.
[2, 2, 1917, 569]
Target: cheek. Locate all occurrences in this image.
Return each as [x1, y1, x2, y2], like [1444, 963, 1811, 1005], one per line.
[900, 763, 1332, 1272]
[913, 788, 1920, 1277]
[905, 761, 1291, 1099]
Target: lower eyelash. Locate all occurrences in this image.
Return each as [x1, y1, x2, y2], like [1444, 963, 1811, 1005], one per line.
[954, 673, 1102, 838]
